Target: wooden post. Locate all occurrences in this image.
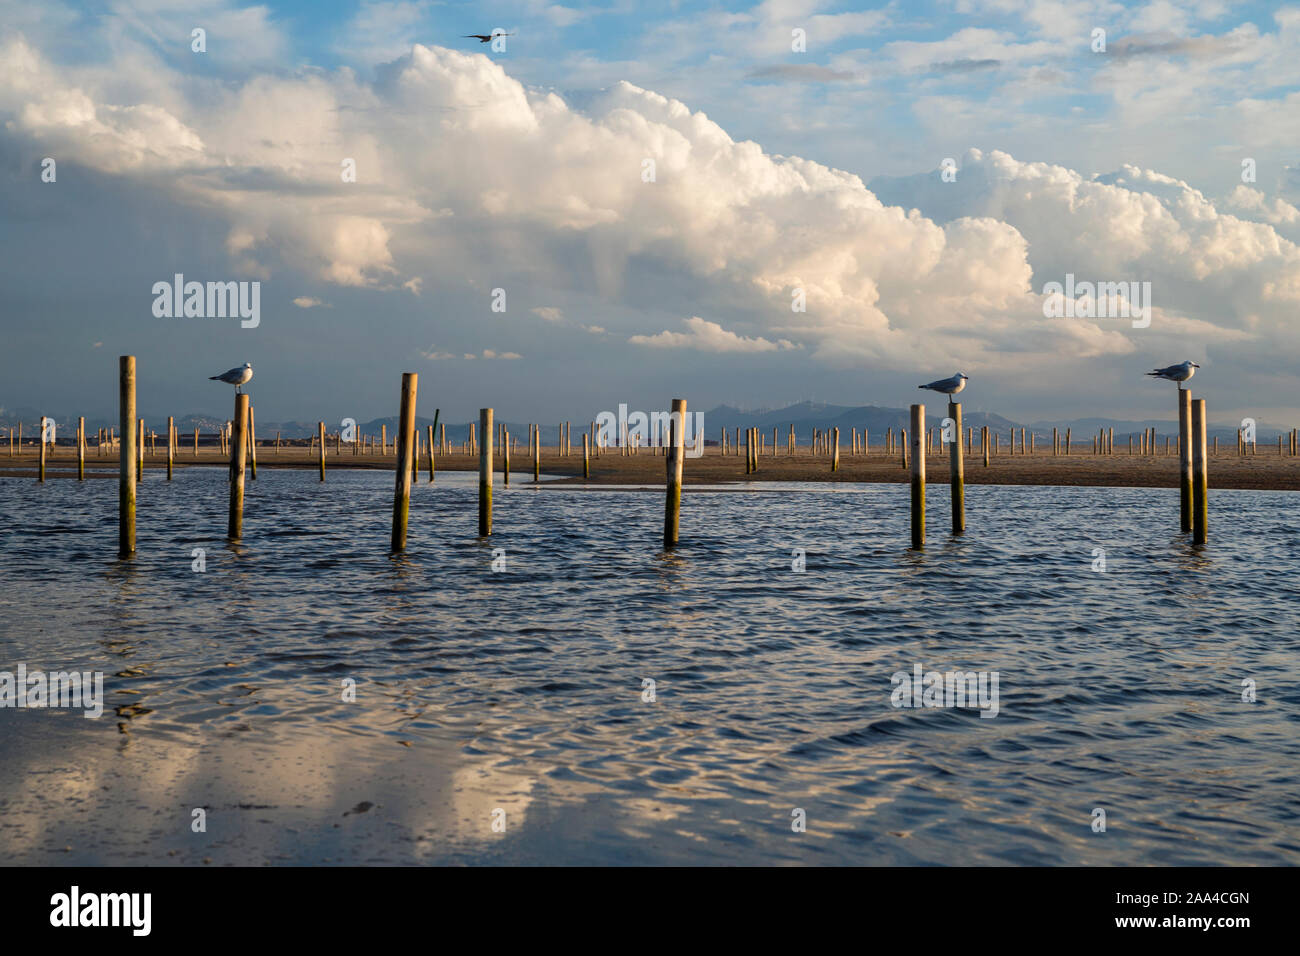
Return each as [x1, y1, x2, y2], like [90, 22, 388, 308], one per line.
[137, 418, 144, 482]
[832, 426, 840, 471]
[949, 401, 965, 535]
[1192, 399, 1207, 545]
[664, 398, 686, 548]
[982, 426, 989, 467]
[228, 394, 249, 539]
[900, 428, 908, 470]
[1178, 389, 1192, 533]
[77, 417, 85, 480]
[533, 424, 541, 482]
[38, 417, 46, 482]
[391, 373, 418, 550]
[166, 415, 173, 480]
[1065, 427, 1071, 456]
[318, 422, 326, 480]
[476, 408, 493, 536]
[910, 405, 925, 549]
[118, 357, 136, 556]
[503, 428, 511, 486]
[583, 433, 590, 479]
[427, 412, 438, 482]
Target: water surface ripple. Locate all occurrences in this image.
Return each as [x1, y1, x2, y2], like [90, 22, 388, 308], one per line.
[1, 469, 1297, 865]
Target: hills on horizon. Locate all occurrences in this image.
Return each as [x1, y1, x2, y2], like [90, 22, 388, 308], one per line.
[2, 400, 1292, 445]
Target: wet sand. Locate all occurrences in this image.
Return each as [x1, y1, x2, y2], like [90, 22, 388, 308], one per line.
[5, 444, 1300, 490]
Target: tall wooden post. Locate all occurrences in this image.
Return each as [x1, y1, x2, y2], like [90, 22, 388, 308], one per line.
[503, 428, 511, 486]
[228, 393, 249, 539]
[427, 425, 435, 482]
[1178, 389, 1192, 533]
[318, 422, 326, 480]
[910, 405, 925, 549]
[119, 357, 136, 556]
[664, 398, 686, 548]
[391, 373, 418, 550]
[166, 415, 174, 480]
[1192, 399, 1208, 545]
[832, 426, 840, 472]
[77, 417, 85, 480]
[38, 417, 46, 482]
[949, 401, 965, 534]
[982, 426, 990, 467]
[137, 418, 144, 482]
[478, 408, 493, 536]
[583, 433, 590, 479]
[533, 425, 540, 482]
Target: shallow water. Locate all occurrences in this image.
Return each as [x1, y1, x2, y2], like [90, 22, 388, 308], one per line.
[1, 467, 1298, 865]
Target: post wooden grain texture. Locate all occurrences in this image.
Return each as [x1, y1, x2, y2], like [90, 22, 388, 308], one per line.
[391, 373, 418, 550]
[949, 401, 965, 534]
[910, 404, 925, 549]
[664, 398, 686, 548]
[228, 394, 249, 539]
[1192, 399, 1208, 545]
[119, 358, 136, 555]
[478, 407, 493, 536]
[1178, 389, 1192, 533]
[166, 415, 173, 480]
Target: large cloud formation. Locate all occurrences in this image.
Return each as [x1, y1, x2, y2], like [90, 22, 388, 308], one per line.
[2, 21, 1298, 394]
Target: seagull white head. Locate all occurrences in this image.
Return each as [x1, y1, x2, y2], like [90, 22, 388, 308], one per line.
[210, 362, 254, 393]
[1146, 360, 1199, 385]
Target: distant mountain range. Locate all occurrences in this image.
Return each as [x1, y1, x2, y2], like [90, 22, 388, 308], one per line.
[1, 402, 1293, 445]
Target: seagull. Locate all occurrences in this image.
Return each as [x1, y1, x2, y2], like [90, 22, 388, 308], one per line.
[918, 372, 969, 397]
[210, 362, 253, 393]
[463, 33, 514, 42]
[1146, 360, 1199, 387]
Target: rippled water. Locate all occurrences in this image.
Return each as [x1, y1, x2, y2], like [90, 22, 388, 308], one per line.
[1, 468, 1298, 865]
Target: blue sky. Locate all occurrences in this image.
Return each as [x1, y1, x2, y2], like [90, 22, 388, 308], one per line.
[2, 0, 1300, 425]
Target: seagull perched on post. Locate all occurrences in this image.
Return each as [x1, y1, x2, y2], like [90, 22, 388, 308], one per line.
[463, 32, 514, 42]
[918, 372, 969, 397]
[1146, 360, 1199, 387]
[209, 362, 253, 393]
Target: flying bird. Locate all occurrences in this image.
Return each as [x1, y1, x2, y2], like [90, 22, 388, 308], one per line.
[1146, 361, 1199, 386]
[464, 33, 514, 42]
[918, 372, 969, 396]
[210, 362, 253, 393]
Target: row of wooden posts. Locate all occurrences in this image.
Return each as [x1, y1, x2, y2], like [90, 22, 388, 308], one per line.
[112, 358, 691, 555]
[104, 357, 1210, 556]
[723, 423, 1285, 461]
[15, 412, 1289, 481]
